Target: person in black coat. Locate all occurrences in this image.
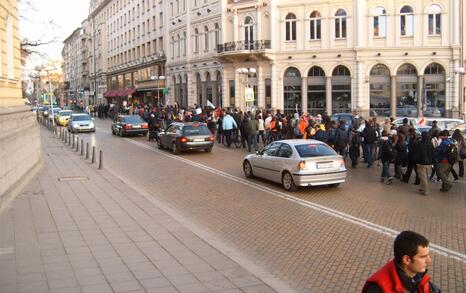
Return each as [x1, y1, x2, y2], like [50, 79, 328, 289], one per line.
[402, 128, 420, 184]
[394, 133, 407, 179]
[362, 121, 378, 168]
[416, 132, 434, 195]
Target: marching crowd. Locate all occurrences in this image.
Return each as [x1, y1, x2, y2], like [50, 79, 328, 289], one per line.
[91, 102, 465, 195]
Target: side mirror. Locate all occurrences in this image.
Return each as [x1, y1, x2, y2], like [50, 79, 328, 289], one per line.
[256, 150, 264, 156]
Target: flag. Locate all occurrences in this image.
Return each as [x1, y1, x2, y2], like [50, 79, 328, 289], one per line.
[207, 100, 215, 109]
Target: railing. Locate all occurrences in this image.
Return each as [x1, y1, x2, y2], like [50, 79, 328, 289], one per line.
[217, 40, 271, 53]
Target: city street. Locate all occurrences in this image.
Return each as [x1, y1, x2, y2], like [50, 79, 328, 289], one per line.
[56, 119, 466, 292]
[1, 120, 465, 293]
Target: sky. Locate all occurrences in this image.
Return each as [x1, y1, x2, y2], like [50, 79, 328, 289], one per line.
[19, 0, 89, 67]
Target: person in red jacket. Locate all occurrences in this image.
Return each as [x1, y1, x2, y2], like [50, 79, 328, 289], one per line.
[362, 231, 440, 293]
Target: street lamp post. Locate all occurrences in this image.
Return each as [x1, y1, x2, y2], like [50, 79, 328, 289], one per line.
[36, 64, 56, 127]
[150, 75, 165, 107]
[237, 67, 256, 111]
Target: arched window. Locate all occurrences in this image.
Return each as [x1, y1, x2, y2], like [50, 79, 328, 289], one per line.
[283, 67, 302, 113]
[309, 11, 321, 40]
[335, 9, 347, 39]
[400, 5, 414, 36]
[370, 64, 391, 116]
[182, 32, 187, 56]
[214, 23, 220, 47]
[307, 66, 326, 115]
[396, 64, 418, 117]
[332, 65, 351, 113]
[171, 36, 175, 58]
[424, 63, 446, 117]
[204, 25, 209, 51]
[177, 34, 180, 57]
[194, 28, 199, 52]
[428, 5, 441, 36]
[244, 16, 254, 46]
[373, 6, 387, 37]
[285, 13, 297, 41]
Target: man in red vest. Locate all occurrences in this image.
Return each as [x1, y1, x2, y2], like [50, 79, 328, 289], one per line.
[362, 231, 440, 293]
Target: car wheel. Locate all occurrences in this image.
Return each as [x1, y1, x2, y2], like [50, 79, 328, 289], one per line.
[282, 171, 297, 192]
[205, 147, 212, 153]
[157, 138, 163, 149]
[243, 160, 254, 178]
[111, 127, 115, 135]
[119, 129, 124, 137]
[172, 142, 181, 155]
[328, 183, 340, 188]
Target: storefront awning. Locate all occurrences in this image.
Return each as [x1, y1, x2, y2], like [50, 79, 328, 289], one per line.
[104, 87, 136, 98]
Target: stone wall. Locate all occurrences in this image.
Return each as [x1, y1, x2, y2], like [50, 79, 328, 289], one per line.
[0, 106, 42, 211]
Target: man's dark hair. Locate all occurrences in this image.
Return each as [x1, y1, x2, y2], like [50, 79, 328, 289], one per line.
[403, 118, 408, 124]
[394, 231, 429, 264]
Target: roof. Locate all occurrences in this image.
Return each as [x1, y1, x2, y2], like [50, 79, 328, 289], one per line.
[272, 139, 326, 146]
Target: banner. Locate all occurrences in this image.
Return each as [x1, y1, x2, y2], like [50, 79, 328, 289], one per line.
[207, 100, 215, 109]
[245, 87, 254, 102]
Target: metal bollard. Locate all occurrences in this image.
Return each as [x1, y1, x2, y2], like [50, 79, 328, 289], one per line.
[86, 143, 89, 160]
[72, 134, 75, 148]
[91, 146, 96, 164]
[68, 132, 71, 146]
[80, 139, 84, 155]
[98, 150, 103, 169]
[64, 131, 67, 144]
[75, 137, 79, 152]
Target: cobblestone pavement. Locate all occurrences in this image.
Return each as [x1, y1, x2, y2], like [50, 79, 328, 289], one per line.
[0, 129, 278, 293]
[63, 118, 464, 293]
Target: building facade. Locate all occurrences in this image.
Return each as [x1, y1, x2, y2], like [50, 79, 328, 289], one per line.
[0, 0, 41, 209]
[217, 0, 462, 118]
[166, 0, 223, 108]
[62, 27, 92, 107]
[69, 0, 463, 118]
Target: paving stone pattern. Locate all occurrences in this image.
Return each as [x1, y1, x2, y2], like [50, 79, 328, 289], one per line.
[0, 133, 276, 293]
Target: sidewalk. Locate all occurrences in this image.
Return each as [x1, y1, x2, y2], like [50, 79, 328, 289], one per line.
[0, 129, 276, 293]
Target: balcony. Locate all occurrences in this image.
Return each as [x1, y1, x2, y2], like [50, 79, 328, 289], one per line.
[217, 40, 271, 53]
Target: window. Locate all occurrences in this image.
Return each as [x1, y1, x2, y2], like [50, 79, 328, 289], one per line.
[244, 16, 254, 48]
[335, 9, 347, 39]
[309, 11, 321, 40]
[373, 6, 387, 37]
[400, 5, 414, 36]
[264, 142, 281, 157]
[278, 144, 293, 158]
[183, 32, 187, 56]
[428, 5, 441, 36]
[171, 36, 175, 58]
[177, 34, 181, 57]
[214, 23, 220, 47]
[194, 28, 199, 52]
[204, 26, 209, 51]
[285, 13, 297, 41]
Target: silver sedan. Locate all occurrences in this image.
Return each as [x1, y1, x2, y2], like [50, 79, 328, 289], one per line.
[243, 139, 347, 192]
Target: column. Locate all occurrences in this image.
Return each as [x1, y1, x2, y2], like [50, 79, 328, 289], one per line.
[417, 75, 423, 117]
[201, 77, 207, 107]
[271, 62, 278, 110]
[234, 10, 239, 42]
[212, 78, 218, 106]
[235, 69, 241, 109]
[391, 75, 397, 118]
[326, 76, 332, 115]
[257, 64, 265, 108]
[301, 77, 307, 114]
[256, 8, 262, 41]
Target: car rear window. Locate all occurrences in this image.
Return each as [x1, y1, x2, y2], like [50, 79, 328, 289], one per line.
[183, 125, 210, 135]
[72, 115, 91, 121]
[123, 116, 144, 123]
[295, 143, 337, 158]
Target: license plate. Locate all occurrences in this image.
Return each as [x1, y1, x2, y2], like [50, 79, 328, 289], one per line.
[317, 162, 333, 169]
[132, 125, 141, 128]
[193, 138, 204, 142]
[80, 124, 89, 127]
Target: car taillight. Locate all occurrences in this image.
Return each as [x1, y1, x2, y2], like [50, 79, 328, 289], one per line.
[142, 123, 148, 129]
[123, 124, 131, 129]
[297, 161, 306, 170]
[208, 135, 214, 141]
[180, 136, 188, 143]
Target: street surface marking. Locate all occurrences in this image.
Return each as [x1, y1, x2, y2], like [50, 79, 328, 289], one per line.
[95, 127, 466, 264]
[0, 247, 14, 255]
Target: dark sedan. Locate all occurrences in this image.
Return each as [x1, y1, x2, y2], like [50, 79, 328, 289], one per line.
[157, 122, 214, 154]
[111, 115, 149, 137]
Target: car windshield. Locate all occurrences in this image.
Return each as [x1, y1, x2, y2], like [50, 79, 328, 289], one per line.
[72, 115, 91, 121]
[295, 143, 337, 158]
[183, 125, 211, 135]
[123, 116, 144, 123]
[59, 111, 72, 116]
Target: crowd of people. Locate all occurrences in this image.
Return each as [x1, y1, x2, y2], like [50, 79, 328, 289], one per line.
[90, 102, 465, 195]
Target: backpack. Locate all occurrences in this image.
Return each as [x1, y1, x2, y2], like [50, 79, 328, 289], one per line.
[447, 143, 458, 164]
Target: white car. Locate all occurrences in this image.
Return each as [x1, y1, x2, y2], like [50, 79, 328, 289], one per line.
[67, 113, 95, 133]
[243, 139, 347, 192]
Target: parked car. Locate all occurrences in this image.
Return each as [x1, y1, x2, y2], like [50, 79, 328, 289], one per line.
[392, 118, 418, 128]
[243, 139, 347, 191]
[54, 110, 73, 126]
[43, 106, 61, 120]
[157, 122, 214, 154]
[111, 115, 148, 137]
[67, 113, 95, 133]
[396, 105, 418, 117]
[452, 123, 466, 135]
[425, 118, 464, 132]
[330, 113, 354, 130]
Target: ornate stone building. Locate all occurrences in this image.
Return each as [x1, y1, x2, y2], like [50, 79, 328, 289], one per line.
[0, 0, 41, 209]
[217, 0, 463, 118]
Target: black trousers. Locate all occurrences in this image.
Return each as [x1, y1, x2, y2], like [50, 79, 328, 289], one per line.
[403, 161, 419, 184]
